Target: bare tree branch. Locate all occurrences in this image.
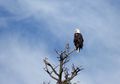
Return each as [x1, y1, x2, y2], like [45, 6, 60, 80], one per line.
[64, 67, 69, 80]
[55, 49, 61, 56]
[67, 64, 83, 81]
[43, 43, 83, 84]
[44, 67, 58, 81]
[43, 58, 59, 81]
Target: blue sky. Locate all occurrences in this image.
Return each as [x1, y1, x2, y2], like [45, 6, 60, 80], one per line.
[0, 0, 120, 84]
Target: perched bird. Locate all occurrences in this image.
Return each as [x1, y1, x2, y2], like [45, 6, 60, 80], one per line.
[74, 28, 84, 52]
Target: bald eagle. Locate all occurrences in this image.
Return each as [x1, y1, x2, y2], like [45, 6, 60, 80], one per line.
[74, 29, 84, 52]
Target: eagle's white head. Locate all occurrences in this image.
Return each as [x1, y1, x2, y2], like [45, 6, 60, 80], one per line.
[75, 28, 80, 33]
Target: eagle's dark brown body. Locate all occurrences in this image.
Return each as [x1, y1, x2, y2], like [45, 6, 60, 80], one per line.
[74, 33, 84, 52]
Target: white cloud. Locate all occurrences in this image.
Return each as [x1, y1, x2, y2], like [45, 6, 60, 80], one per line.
[0, 0, 120, 84]
[0, 34, 56, 84]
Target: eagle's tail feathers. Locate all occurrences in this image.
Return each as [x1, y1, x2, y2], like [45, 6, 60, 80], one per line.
[76, 49, 80, 53]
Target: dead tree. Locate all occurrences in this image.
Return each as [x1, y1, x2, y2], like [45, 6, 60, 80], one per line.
[43, 44, 83, 84]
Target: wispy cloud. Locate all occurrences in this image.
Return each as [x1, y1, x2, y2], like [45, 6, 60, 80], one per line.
[0, 33, 57, 84]
[0, 0, 120, 84]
